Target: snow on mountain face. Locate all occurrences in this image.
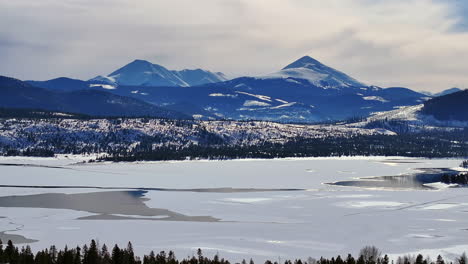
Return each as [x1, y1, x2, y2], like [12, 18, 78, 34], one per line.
[88, 75, 117, 86]
[89, 60, 228, 87]
[172, 69, 228, 86]
[264, 56, 366, 88]
[106, 59, 189, 87]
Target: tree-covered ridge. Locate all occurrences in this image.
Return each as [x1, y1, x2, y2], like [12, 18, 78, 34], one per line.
[1, 115, 467, 159]
[99, 130, 468, 161]
[0, 240, 466, 264]
[421, 89, 468, 122]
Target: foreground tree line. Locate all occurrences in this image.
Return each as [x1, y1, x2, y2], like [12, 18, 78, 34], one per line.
[0, 240, 466, 264]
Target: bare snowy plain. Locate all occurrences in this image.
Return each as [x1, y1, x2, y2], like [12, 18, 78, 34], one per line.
[0, 156, 467, 262]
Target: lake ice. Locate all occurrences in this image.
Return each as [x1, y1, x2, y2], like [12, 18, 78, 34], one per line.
[0, 156, 467, 262]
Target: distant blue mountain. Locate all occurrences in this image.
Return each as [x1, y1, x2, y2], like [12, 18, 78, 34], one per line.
[420, 88, 462, 97]
[422, 89, 468, 121]
[88, 59, 227, 87]
[434, 88, 463, 97]
[1, 76, 189, 119]
[27, 77, 91, 92]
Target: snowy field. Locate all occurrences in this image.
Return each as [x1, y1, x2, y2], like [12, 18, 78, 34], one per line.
[0, 156, 467, 262]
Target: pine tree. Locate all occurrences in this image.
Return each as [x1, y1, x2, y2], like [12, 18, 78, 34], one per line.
[436, 255, 445, 264]
[74, 246, 82, 264]
[458, 253, 467, 264]
[167, 251, 176, 264]
[85, 240, 99, 264]
[335, 256, 343, 264]
[0, 239, 3, 263]
[197, 249, 203, 264]
[112, 245, 121, 264]
[382, 255, 389, 264]
[356, 255, 365, 264]
[5, 240, 15, 263]
[101, 244, 112, 264]
[415, 255, 424, 264]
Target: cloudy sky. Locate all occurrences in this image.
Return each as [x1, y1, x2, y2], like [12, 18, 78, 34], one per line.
[1, 0, 468, 92]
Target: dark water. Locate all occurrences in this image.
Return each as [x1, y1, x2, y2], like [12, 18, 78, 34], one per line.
[328, 168, 461, 190]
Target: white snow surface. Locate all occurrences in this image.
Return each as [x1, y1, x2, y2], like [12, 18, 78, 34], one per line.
[236, 91, 273, 102]
[0, 157, 467, 263]
[209, 93, 237, 98]
[0, 118, 398, 152]
[362, 96, 389, 103]
[243, 100, 271, 107]
[264, 68, 329, 86]
[348, 104, 468, 130]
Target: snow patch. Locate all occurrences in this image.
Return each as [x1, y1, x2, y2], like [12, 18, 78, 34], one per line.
[271, 102, 297, 109]
[243, 100, 271, 107]
[236, 91, 272, 102]
[362, 96, 389, 103]
[209, 93, 237, 98]
[89, 84, 116, 90]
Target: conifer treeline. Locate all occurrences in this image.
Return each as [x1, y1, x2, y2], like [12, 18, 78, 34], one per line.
[461, 160, 468, 169]
[441, 160, 468, 185]
[441, 173, 468, 185]
[0, 240, 467, 264]
[1, 119, 468, 159]
[99, 131, 468, 162]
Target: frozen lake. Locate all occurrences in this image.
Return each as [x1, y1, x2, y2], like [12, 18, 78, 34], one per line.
[0, 156, 467, 262]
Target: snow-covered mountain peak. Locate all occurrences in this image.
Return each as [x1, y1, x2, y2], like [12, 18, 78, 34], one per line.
[109, 59, 172, 78]
[282, 56, 323, 70]
[264, 56, 367, 88]
[103, 60, 188, 87]
[89, 60, 228, 87]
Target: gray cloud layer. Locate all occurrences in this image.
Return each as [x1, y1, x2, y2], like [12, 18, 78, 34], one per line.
[1, 0, 468, 91]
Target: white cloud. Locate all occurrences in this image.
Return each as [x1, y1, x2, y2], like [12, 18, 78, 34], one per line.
[0, 0, 468, 91]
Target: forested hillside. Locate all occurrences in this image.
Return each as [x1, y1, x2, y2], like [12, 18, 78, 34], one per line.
[422, 90, 468, 121]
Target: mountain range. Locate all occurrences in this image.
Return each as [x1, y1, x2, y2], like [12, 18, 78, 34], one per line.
[10, 55, 462, 122]
[0, 76, 188, 119]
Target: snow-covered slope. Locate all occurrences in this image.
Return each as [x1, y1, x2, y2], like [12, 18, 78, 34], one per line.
[0, 118, 392, 154]
[2, 104, 466, 156]
[89, 60, 227, 87]
[90, 60, 189, 87]
[172, 69, 227, 86]
[347, 104, 468, 132]
[263, 56, 366, 88]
